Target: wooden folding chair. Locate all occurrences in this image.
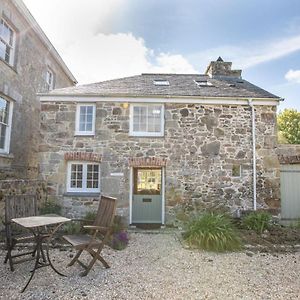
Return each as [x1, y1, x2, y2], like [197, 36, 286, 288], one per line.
[3, 194, 39, 271]
[63, 195, 117, 276]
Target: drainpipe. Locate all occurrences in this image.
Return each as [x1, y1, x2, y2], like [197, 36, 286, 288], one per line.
[248, 99, 257, 211]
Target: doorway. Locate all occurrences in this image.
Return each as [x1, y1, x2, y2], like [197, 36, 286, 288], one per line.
[130, 167, 164, 224]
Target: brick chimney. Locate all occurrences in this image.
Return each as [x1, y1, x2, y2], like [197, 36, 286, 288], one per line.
[205, 57, 242, 78]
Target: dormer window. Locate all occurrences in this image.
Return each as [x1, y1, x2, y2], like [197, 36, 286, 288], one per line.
[153, 80, 169, 86]
[0, 19, 16, 66]
[194, 80, 213, 87]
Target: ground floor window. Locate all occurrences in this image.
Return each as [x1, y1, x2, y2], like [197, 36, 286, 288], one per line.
[67, 161, 100, 193]
[0, 96, 12, 153]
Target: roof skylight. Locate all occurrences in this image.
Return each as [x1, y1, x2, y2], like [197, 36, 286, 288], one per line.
[153, 80, 170, 86]
[194, 80, 213, 87]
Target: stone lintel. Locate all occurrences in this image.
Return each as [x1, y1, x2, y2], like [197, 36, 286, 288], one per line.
[128, 157, 167, 167]
[64, 151, 102, 163]
[278, 154, 300, 164]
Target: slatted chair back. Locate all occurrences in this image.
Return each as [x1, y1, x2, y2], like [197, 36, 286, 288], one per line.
[4, 194, 37, 223]
[3, 194, 38, 271]
[94, 195, 117, 228]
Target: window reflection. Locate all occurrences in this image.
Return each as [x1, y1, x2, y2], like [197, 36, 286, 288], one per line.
[134, 168, 161, 195]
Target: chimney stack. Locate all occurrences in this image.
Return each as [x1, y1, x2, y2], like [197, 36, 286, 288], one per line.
[205, 57, 242, 78]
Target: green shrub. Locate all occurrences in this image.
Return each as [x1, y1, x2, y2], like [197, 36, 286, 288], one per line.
[242, 211, 272, 234]
[289, 219, 300, 229]
[111, 215, 126, 234]
[64, 222, 82, 235]
[184, 213, 242, 252]
[40, 199, 62, 215]
[84, 210, 97, 223]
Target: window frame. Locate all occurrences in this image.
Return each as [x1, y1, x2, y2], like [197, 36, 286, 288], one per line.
[232, 164, 242, 178]
[0, 18, 16, 66]
[129, 103, 164, 137]
[194, 80, 213, 87]
[66, 161, 101, 193]
[0, 96, 13, 154]
[75, 103, 96, 136]
[45, 68, 55, 91]
[153, 80, 170, 86]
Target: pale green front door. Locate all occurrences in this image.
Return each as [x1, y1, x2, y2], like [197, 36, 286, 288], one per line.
[132, 168, 162, 224]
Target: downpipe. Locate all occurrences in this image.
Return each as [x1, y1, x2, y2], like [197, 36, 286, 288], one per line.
[248, 99, 257, 211]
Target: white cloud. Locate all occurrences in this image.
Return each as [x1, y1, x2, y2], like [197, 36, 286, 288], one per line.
[62, 32, 197, 84]
[23, 0, 197, 84]
[23, 0, 125, 48]
[189, 34, 300, 71]
[24, 0, 300, 85]
[285, 69, 300, 83]
[151, 53, 197, 74]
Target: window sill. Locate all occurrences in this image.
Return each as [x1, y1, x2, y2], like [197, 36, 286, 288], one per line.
[0, 152, 14, 159]
[74, 133, 95, 137]
[0, 57, 18, 74]
[63, 192, 100, 197]
[129, 135, 164, 138]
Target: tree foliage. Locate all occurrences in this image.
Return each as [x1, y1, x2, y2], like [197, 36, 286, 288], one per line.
[277, 109, 300, 144]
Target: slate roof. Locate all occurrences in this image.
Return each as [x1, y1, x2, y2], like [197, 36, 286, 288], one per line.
[46, 73, 280, 99]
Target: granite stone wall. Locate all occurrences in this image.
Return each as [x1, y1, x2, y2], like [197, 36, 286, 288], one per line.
[0, 0, 74, 179]
[39, 101, 280, 224]
[277, 144, 300, 163]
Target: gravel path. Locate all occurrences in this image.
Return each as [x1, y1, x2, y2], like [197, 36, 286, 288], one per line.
[0, 233, 300, 299]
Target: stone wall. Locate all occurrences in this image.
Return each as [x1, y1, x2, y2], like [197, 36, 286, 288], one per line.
[277, 144, 300, 163]
[0, 0, 74, 179]
[39, 101, 280, 223]
[0, 179, 48, 233]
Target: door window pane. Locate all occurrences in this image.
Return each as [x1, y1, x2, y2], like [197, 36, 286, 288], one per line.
[134, 169, 161, 195]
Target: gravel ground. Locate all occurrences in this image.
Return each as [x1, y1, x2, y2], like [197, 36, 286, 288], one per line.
[0, 232, 300, 300]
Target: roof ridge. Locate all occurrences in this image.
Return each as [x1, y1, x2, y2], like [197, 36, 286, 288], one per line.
[141, 73, 205, 76]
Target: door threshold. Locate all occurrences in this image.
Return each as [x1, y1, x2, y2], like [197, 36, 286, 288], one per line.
[131, 223, 163, 230]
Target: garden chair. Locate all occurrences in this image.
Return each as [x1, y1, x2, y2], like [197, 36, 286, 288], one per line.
[3, 194, 39, 271]
[63, 195, 117, 276]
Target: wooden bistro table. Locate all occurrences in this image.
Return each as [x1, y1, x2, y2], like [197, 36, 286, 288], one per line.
[11, 215, 71, 292]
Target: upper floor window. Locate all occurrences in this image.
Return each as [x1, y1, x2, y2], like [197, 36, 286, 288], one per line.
[0, 96, 13, 153]
[0, 19, 15, 66]
[46, 69, 55, 91]
[130, 104, 164, 137]
[75, 104, 96, 136]
[67, 161, 100, 193]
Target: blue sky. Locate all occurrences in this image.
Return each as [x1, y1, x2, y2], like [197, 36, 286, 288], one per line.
[24, 0, 300, 110]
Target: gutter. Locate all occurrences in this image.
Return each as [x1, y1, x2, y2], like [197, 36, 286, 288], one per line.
[248, 99, 257, 211]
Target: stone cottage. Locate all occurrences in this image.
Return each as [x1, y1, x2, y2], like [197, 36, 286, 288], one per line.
[0, 0, 76, 179]
[39, 57, 281, 225]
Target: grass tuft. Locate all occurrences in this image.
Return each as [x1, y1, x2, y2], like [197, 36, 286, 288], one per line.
[242, 211, 272, 234]
[184, 213, 242, 252]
